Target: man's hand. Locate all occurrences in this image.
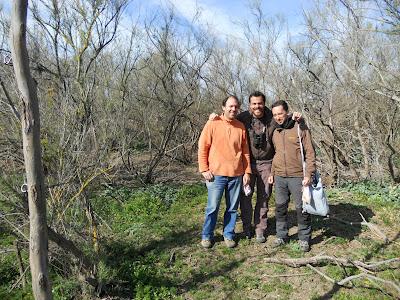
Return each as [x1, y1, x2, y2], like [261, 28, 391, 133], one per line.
[208, 113, 219, 121]
[267, 175, 274, 184]
[202, 170, 214, 181]
[302, 176, 311, 186]
[243, 173, 250, 186]
[292, 112, 303, 122]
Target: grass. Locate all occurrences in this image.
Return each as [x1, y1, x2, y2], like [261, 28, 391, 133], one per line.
[1, 181, 399, 299]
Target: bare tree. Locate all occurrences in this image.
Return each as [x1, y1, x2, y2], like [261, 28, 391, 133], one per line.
[10, 0, 52, 299]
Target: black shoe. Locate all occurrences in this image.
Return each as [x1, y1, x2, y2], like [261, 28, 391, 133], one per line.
[243, 230, 253, 240]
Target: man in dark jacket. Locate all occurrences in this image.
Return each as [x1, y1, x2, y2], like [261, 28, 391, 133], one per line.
[235, 91, 275, 243]
[268, 100, 316, 252]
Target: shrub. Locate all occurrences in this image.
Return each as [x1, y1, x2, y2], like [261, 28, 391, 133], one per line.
[341, 181, 400, 203]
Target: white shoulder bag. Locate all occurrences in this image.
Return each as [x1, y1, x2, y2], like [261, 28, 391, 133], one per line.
[297, 124, 329, 216]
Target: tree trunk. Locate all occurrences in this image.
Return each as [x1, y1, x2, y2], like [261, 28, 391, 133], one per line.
[10, 1, 52, 299]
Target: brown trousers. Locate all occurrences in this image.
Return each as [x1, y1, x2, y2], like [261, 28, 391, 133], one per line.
[240, 160, 272, 236]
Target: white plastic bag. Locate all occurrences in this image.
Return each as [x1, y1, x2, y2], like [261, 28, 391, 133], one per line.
[302, 185, 311, 204]
[302, 171, 329, 216]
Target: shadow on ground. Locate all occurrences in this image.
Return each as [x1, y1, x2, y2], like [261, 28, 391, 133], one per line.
[178, 258, 245, 296]
[98, 227, 200, 297]
[311, 202, 374, 245]
[239, 202, 375, 246]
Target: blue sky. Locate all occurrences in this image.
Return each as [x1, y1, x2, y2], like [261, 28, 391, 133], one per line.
[127, 0, 313, 39]
[0, 0, 312, 44]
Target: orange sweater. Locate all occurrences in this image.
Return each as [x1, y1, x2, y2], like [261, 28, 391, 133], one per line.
[198, 116, 251, 176]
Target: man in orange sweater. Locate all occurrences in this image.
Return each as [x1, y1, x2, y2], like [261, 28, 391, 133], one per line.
[198, 95, 251, 248]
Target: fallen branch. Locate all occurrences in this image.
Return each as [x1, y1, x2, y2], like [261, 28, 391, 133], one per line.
[363, 274, 400, 294]
[9, 266, 29, 292]
[0, 249, 15, 254]
[306, 264, 335, 284]
[307, 264, 400, 296]
[261, 272, 312, 278]
[261, 255, 400, 297]
[263, 256, 400, 271]
[359, 213, 389, 243]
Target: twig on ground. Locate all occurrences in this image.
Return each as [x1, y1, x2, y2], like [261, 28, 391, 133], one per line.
[359, 213, 389, 243]
[363, 273, 400, 294]
[306, 264, 336, 283]
[263, 256, 400, 271]
[9, 266, 29, 291]
[0, 249, 15, 254]
[261, 272, 312, 278]
[297, 258, 400, 297]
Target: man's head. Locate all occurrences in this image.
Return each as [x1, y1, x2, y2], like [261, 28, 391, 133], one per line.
[249, 91, 265, 118]
[271, 100, 289, 125]
[222, 95, 240, 120]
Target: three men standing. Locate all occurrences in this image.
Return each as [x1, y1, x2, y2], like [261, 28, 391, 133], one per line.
[198, 95, 315, 252]
[198, 95, 251, 248]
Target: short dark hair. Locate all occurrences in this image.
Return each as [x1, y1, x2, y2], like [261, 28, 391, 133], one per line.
[271, 100, 288, 111]
[248, 91, 265, 104]
[222, 95, 239, 106]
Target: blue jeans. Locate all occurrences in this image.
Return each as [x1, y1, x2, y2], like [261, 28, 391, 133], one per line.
[202, 175, 242, 240]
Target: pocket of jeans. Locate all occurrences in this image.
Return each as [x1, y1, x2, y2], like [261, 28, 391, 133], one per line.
[205, 180, 214, 187]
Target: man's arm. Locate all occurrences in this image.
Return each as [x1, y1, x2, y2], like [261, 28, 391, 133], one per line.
[209, 110, 247, 122]
[242, 129, 252, 174]
[198, 121, 213, 180]
[241, 128, 252, 185]
[267, 155, 276, 184]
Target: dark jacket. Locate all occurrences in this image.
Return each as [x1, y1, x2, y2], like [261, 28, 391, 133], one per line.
[271, 120, 316, 178]
[236, 108, 276, 163]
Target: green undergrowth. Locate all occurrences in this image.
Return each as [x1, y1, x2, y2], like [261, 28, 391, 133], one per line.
[340, 180, 400, 204]
[1, 181, 399, 299]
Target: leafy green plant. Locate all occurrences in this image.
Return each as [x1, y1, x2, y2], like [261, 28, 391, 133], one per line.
[52, 277, 81, 300]
[130, 258, 177, 300]
[0, 286, 33, 300]
[176, 183, 206, 201]
[0, 253, 19, 286]
[341, 181, 400, 204]
[134, 283, 176, 300]
[139, 184, 180, 207]
[285, 241, 305, 258]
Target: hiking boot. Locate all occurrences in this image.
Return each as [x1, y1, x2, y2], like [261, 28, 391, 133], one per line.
[244, 230, 253, 240]
[298, 240, 310, 252]
[201, 239, 212, 249]
[256, 234, 266, 243]
[224, 238, 236, 248]
[272, 238, 286, 248]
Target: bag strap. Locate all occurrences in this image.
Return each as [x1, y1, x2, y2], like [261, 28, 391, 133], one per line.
[297, 124, 306, 178]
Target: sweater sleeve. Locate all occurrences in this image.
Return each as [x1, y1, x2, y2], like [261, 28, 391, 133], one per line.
[242, 128, 252, 174]
[198, 121, 212, 173]
[302, 129, 316, 178]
